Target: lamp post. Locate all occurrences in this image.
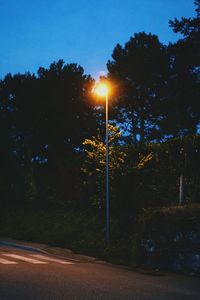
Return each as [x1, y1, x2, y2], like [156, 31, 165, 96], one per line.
[95, 83, 110, 244]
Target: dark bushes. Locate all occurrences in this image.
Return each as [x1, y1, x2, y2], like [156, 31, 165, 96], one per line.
[132, 205, 200, 274]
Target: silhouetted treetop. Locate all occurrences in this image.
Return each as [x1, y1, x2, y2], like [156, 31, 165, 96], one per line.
[107, 32, 168, 143]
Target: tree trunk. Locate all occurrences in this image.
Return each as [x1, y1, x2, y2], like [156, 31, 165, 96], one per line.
[179, 174, 184, 205]
[139, 110, 145, 143]
[131, 104, 137, 144]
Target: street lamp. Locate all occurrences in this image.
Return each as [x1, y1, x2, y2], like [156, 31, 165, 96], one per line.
[95, 82, 110, 244]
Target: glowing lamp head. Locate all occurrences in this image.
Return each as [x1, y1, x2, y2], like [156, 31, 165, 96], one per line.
[95, 83, 108, 97]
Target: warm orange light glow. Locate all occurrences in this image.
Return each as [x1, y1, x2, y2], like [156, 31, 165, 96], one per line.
[95, 83, 108, 97]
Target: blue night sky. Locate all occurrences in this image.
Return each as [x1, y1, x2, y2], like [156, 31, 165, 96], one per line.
[0, 0, 195, 79]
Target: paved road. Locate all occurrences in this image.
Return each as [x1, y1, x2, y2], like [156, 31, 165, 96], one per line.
[0, 245, 200, 300]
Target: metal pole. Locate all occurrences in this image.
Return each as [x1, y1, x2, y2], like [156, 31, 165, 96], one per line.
[105, 94, 110, 244]
[179, 174, 184, 205]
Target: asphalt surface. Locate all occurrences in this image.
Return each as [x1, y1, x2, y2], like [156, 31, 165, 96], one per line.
[0, 244, 200, 300]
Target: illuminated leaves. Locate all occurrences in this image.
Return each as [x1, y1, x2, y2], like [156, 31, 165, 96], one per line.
[82, 124, 126, 177]
[137, 152, 154, 169]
